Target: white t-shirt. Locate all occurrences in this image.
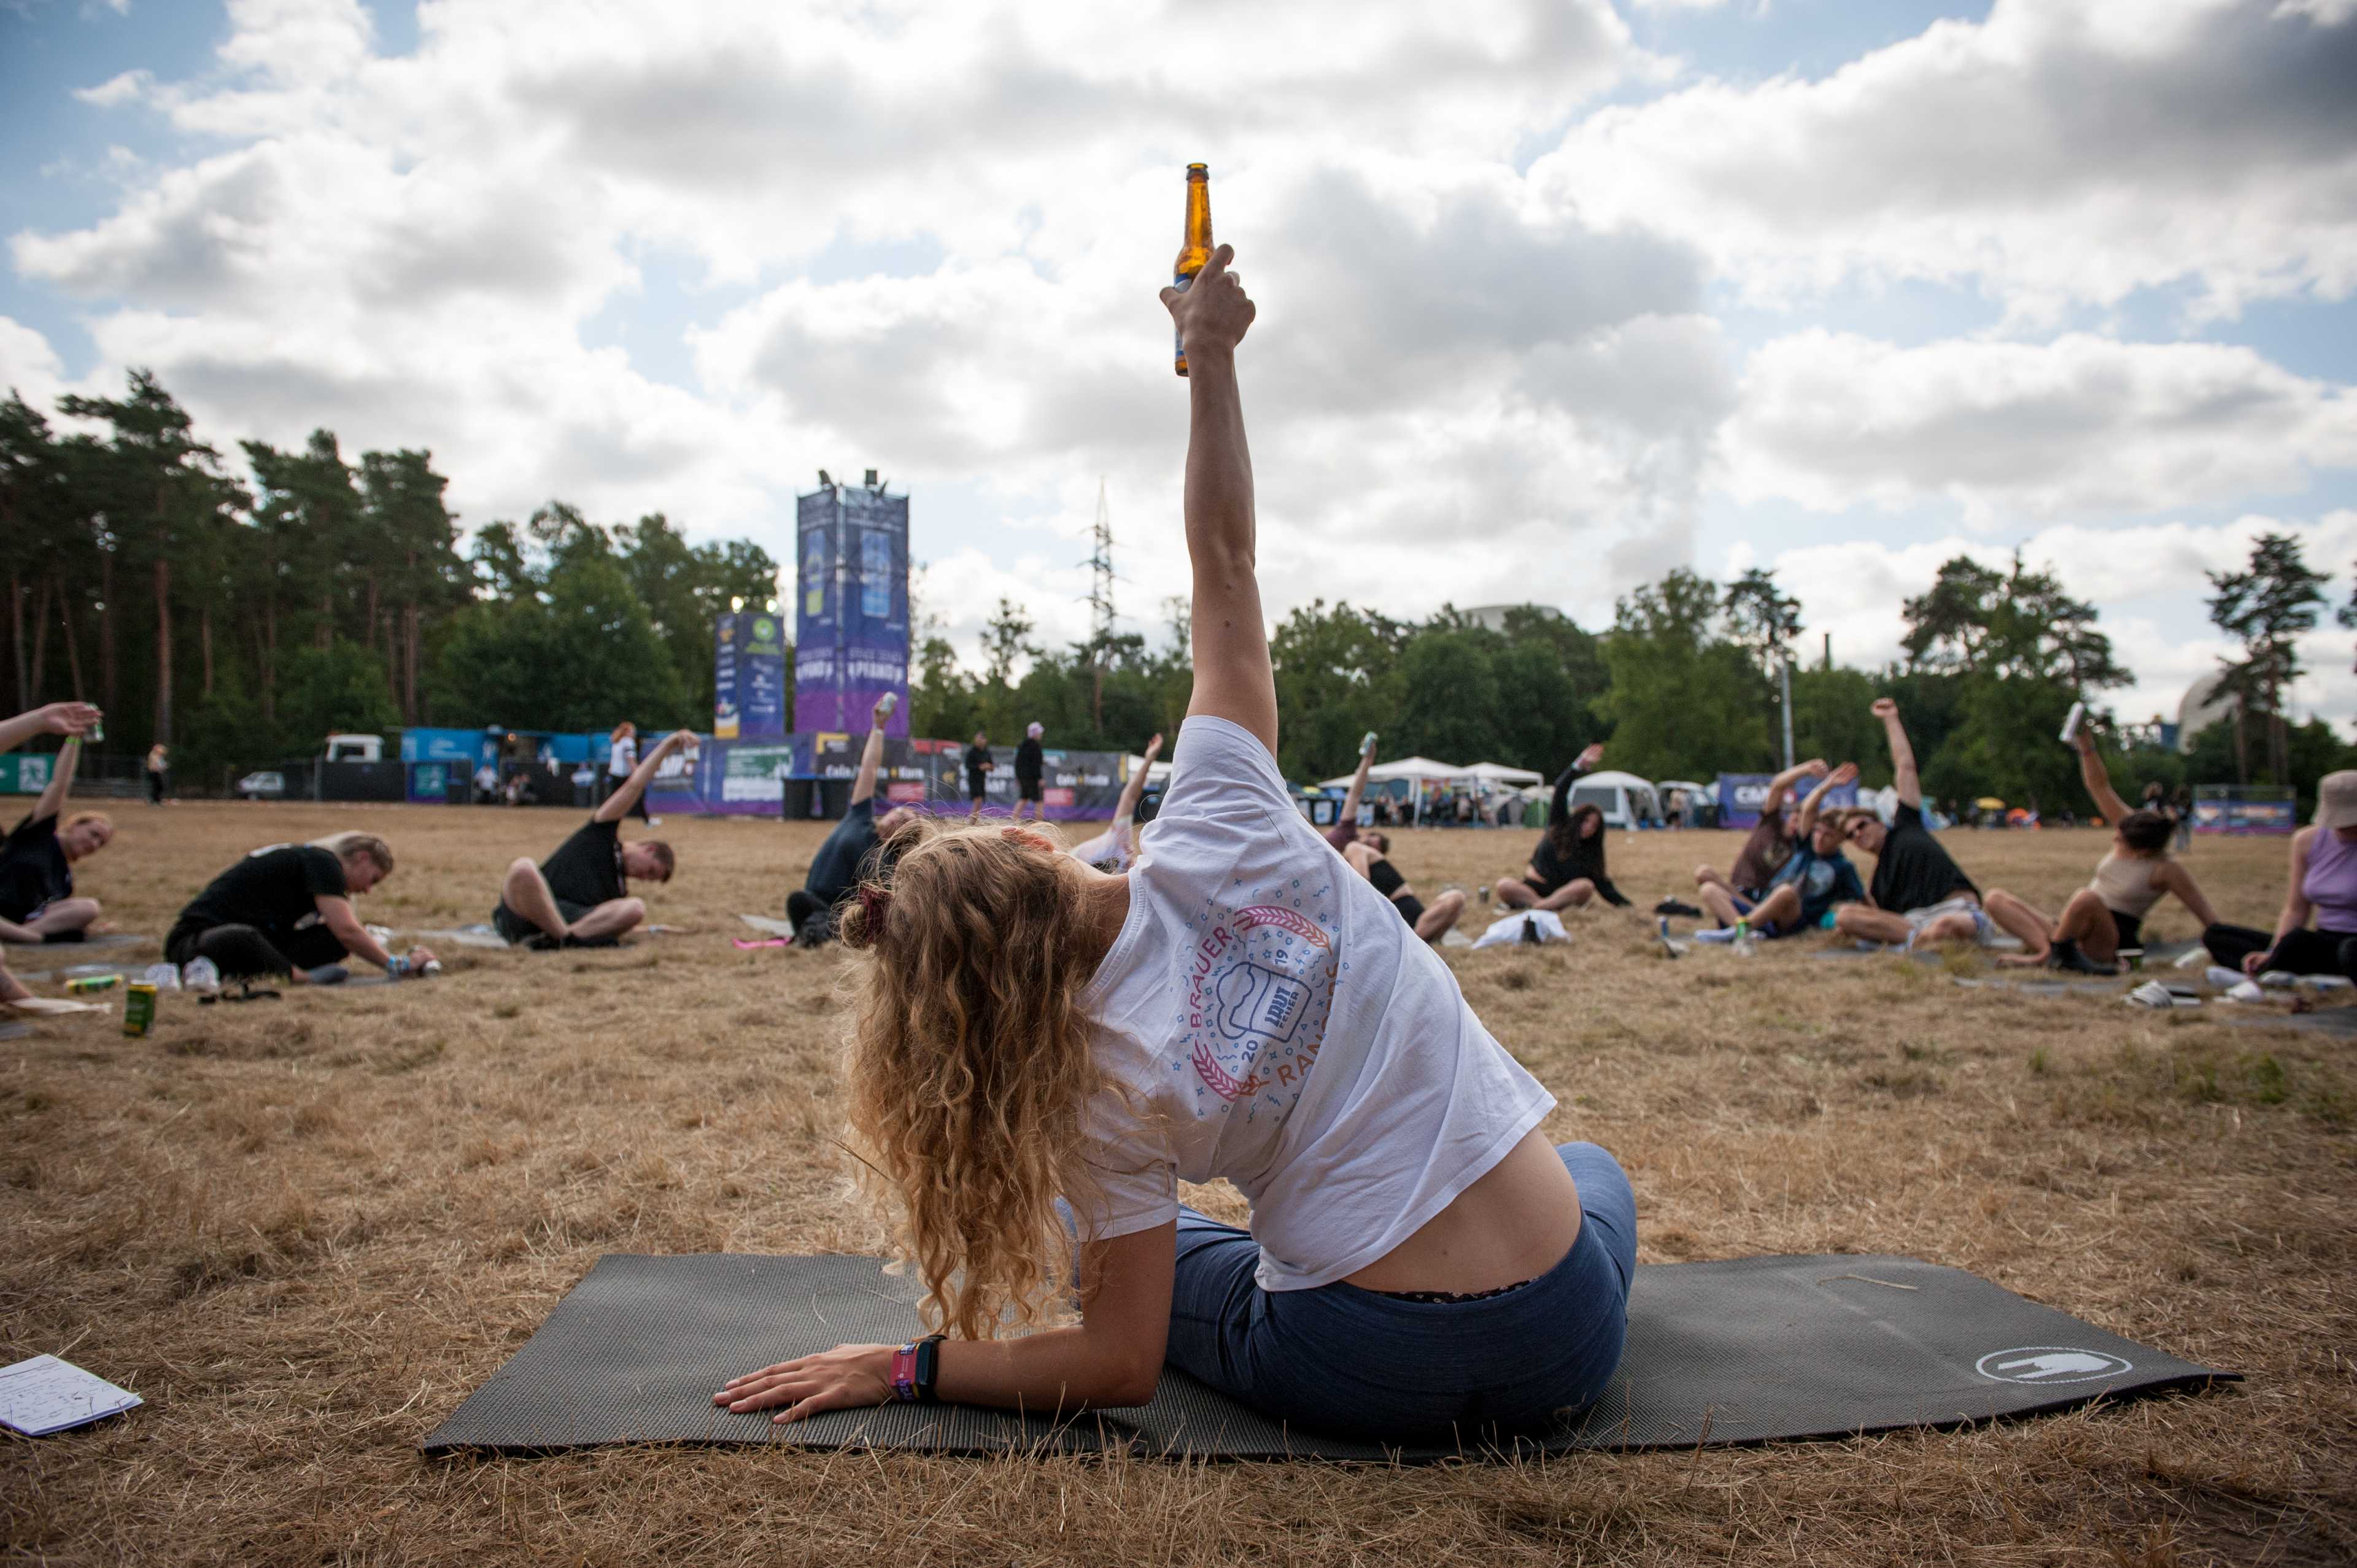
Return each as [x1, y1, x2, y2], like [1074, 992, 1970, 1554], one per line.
[608, 736, 637, 778]
[1066, 819, 1134, 872]
[1075, 716, 1555, 1292]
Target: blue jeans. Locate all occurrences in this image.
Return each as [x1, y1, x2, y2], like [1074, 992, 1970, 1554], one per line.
[1163, 1142, 1636, 1442]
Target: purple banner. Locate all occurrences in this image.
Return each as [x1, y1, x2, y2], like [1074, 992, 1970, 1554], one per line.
[794, 482, 909, 737]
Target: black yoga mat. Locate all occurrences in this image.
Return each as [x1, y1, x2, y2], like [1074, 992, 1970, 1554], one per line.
[422, 1253, 2233, 1461]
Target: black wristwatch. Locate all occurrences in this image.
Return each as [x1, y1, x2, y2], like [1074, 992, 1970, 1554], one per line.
[913, 1334, 946, 1402]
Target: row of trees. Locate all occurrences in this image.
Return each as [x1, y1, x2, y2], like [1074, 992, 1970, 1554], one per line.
[912, 538, 2357, 816]
[7, 370, 2350, 807]
[2, 372, 778, 789]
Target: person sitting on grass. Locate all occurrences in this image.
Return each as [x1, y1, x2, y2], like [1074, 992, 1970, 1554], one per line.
[492, 729, 690, 949]
[0, 733, 112, 945]
[1322, 731, 1380, 852]
[716, 245, 1634, 1444]
[1492, 742, 1619, 914]
[2200, 770, 2357, 981]
[1343, 831, 1466, 947]
[166, 832, 436, 986]
[1066, 732, 1163, 874]
[1983, 729, 2220, 974]
[1695, 764, 1864, 939]
[1692, 758, 1827, 913]
[0, 702, 99, 1009]
[1830, 698, 1989, 948]
[786, 698, 918, 948]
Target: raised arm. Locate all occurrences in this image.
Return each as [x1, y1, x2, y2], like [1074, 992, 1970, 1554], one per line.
[597, 730, 691, 823]
[0, 702, 101, 756]
[1871, 698, 1921, 809]
[1162, 246, 1273, 753]
[1113, 733, 1165, 824]
[850, 698, 891, 808]
[1762, 758, 1829, 818]
[2072, 731, 2132, 825]
[1550, 742, 1605, 822]
[1336, 732, 1376, 825]
[33, 736, 81, 821]
[1795, 761, 1859, 837]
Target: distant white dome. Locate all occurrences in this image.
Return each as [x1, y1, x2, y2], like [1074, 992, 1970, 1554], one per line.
[2176, 670, 2235, 754]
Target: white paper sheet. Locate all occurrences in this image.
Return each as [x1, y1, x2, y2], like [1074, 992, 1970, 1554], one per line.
[0, 1354, 142, 1436]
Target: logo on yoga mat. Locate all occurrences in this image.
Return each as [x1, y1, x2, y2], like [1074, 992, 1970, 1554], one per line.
[1973, 1347, 2132, 1384]
[1184, 903, 1336, 1110]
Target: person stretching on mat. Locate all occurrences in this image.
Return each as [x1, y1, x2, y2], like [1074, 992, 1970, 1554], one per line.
[1492, 743, 1620, 913]
[786, 697, 917, 948]
[0, 735, 112, 944]
[1322, 731, 1380, 852]
[1692, 759, 1827, 911]
[0, 702, 99, 1008]
[1830, 699, 1989, 948]
[166, 832, 435, 986]
[1695, 765, 1864, 938]
[1067, 733, 1164, 873]
[2201, 770, 2357, 980]
[493, 730, 688, 949]
[1342, 830, 1466, 946]
[1983, 730, 2219, 973]
[716, 245, 1635, 1443]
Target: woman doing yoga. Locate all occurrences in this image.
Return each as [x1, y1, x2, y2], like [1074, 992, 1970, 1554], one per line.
[0, 733, 113, 944]
[1492, 748, 1622, 914]
[717, 246, 1635, 1443]
[2202, 770, 2357, 979]
[168, 832, 436, 985]
[1983, 731, 2218, 974]
[0, 702, 100, 1009]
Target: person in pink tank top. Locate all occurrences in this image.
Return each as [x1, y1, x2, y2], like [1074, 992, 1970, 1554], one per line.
[2202, 771, 2357, 978]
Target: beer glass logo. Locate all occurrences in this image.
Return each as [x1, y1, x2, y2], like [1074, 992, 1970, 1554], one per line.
[1185, 904, 1336, 1107]
[1973, 1348, 2132, 1385]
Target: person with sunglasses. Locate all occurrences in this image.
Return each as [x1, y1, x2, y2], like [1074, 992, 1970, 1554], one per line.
[1829, 699, 1989, 948]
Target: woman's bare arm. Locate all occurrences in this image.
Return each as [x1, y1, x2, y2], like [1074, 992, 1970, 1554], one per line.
[1162, 247, 1272, 754]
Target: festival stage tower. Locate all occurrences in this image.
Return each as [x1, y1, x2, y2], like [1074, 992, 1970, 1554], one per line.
[793, 470, 910, 738]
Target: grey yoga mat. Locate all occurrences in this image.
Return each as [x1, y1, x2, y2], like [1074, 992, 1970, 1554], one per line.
[422, 1253, 2234, 1461]
[0, 931, 147, 952]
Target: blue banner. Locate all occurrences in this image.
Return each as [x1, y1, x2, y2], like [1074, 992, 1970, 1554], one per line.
[714, 616, 742, 740]
[1717, 772, 1859, 829]
[794, 482, 908, 737]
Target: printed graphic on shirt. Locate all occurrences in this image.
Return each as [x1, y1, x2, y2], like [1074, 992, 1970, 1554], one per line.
[1182, 900, 1337, 1113]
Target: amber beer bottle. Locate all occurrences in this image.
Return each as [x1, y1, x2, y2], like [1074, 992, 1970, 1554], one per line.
[1172, 163, 1212, 376]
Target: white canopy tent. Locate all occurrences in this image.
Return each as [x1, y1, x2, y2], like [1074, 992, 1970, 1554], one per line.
[1465, 761, 1544, 787]
[1316, 755, 1469, 789]
[1565, 768, 1660, 829]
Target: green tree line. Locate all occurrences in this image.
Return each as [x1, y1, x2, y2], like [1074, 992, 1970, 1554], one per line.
[3, 371, 776, 788]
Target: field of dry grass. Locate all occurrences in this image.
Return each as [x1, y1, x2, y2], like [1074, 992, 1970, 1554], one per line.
[4, 800, 2353, 1566]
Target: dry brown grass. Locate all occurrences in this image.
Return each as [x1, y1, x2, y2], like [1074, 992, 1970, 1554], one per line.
[4, 803, 2353, 1566]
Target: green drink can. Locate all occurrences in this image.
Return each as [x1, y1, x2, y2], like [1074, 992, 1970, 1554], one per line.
[123, 982, 157, 1037]
[64, 973, 122, 994]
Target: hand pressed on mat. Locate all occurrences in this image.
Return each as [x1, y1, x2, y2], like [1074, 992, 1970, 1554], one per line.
[716, 1343, 896, 1424]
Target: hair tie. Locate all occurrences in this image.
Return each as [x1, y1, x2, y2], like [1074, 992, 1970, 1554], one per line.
[856, 882, 892, 931]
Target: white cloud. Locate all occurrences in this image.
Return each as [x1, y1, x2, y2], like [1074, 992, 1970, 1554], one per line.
[0, 317, 69, 412]
[73, 69, 152, 107]
[1533, 0, 2357, 321]
[1725, 331, 2357, 515]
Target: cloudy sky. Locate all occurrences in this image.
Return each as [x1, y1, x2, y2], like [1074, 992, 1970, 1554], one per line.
[4, 0, 2355, 726]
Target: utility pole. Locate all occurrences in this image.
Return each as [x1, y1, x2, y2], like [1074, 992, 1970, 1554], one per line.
[1781, 657, 1795, 771]
[1086, 479, 1117, 733]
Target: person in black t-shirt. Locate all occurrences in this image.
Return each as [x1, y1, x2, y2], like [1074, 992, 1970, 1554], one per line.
[964, 731, 993, 823]
[0, 735, 113, 944]
[1011, 723, 1046, 824]
[1493, 742, 1620, 912]
[788, 697, 915, 947]
[1832, 698, 1987, 948]
[0, 703, 100, 1008]
[166, 832, 436, 983]
[494, 729, 689, 948]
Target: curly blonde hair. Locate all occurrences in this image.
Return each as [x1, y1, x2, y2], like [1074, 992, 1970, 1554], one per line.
[837, 818, 1112, 1339]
